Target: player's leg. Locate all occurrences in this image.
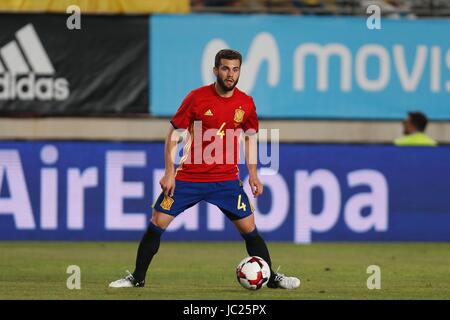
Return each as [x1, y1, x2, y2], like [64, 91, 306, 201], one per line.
[206, 180, 275, 270]
[232, 213, 273, 271]
[131, 210, 174, 285]
[233, 210, 300, 289]
[206, 179, 300, 289]
[109, 180, 203, 288]
[109, 207, 175, 288]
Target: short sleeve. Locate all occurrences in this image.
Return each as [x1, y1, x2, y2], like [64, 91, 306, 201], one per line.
[170, 91, 196, 130]
[242, 98, 259, 134]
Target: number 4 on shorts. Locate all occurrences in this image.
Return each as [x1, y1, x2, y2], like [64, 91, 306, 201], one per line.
[237, 194, 247, 211]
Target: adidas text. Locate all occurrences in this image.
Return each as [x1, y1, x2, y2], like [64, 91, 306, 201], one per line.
[0, 73, 69, 101]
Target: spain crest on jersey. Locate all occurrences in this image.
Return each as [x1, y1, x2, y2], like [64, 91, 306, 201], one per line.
[234, 108, 245, 123]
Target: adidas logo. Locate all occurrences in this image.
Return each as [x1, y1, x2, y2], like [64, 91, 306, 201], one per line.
[204, 109, 213, 116]
[0, 23, 70, 101]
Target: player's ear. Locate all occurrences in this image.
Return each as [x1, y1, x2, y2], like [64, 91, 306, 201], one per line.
[213, 67, 218, 76]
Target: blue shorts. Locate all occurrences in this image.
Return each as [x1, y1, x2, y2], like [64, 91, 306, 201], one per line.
[152, 179, 254, 220]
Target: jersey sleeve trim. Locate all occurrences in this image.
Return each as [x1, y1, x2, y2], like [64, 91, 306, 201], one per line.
[170, 120, 179, 130]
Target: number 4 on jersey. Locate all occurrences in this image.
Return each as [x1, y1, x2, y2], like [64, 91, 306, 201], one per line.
[217, 122, 226, 139]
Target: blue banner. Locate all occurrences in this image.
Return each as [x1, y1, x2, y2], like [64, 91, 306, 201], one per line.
[1, 141, 450, 242]
[150, 15, 450, 120]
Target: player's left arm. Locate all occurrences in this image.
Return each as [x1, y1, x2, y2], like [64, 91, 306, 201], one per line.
[243, 99, 263, 198]
[245, 134, 263, 198]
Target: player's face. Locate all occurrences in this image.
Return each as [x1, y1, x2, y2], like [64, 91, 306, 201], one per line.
[214, 59, 241, 92]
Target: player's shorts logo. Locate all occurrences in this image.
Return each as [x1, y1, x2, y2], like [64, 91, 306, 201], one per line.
[234, 108, 245, 123]
[160, 196, 174, 210]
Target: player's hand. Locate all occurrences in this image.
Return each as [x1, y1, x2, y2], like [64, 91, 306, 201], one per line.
[160, 173, 176, 197]
[249, 176, 263, 198]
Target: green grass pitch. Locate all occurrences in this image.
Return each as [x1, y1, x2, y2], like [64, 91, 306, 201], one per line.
[0, 241, 449, 300]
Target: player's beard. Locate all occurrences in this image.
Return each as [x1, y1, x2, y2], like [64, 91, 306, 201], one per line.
[216, 75, 239, 92]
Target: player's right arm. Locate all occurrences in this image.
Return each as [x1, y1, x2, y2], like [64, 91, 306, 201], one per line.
[160, 91, 196, 197]
[159, 126, 180, 197]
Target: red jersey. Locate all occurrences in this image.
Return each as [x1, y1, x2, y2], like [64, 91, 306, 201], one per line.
[170, 84, 259, 182]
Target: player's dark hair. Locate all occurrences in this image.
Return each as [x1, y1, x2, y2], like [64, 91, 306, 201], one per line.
[408, 111, 428, 132]
[215, 49, 242, 68]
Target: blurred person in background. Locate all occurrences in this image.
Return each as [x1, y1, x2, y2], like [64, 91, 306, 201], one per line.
[394, 111, 437, 146]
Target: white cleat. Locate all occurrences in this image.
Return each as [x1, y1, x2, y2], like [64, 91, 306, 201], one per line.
[273, 273, 301, 289]
[267, 266, 301, 289]
[109, 271, 145, 288]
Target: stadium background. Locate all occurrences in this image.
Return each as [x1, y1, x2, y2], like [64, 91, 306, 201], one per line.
[0, 0, 449, 300]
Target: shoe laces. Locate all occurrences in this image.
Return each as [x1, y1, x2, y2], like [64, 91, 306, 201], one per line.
[273, 265, 286, 282]
[124, 270, 135, 281]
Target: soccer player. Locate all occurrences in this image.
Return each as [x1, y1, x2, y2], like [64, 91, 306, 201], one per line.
[109, 49, 300, 289]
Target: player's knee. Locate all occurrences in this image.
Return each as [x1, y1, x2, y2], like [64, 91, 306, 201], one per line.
[151, 210, 172, 229]
[150, 215, 164, 229]
[234, 215, 256, 234]
[241, 225, 256, 234]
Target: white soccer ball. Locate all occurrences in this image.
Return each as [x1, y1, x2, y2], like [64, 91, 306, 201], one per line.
[236, 256, 271, 290]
